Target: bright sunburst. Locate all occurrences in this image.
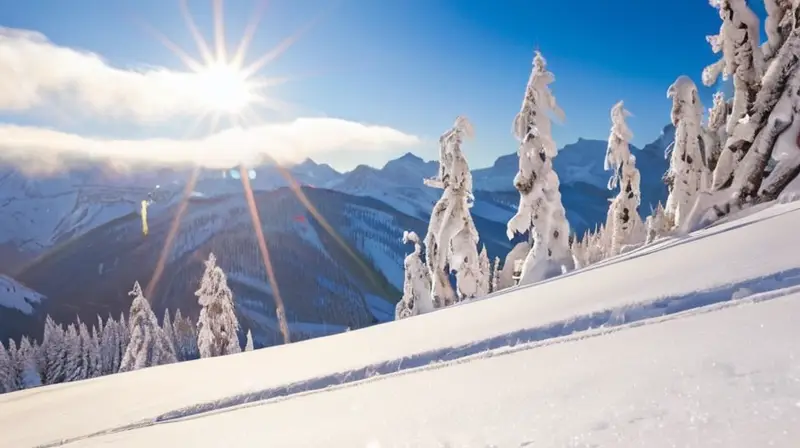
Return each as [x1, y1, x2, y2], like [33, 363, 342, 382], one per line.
[194, 62, 255, 114]
[141, 0, 314, 132]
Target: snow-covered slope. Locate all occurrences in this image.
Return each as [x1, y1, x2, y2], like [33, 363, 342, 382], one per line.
[0, 274, 44, 314]
[2, 199, 798, 447]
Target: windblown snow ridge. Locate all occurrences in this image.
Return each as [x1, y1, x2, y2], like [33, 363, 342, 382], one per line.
[37, 269, 800, 447]
[152, 268, 800, 421]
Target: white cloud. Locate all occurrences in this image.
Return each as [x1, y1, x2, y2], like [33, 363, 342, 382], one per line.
[1, 27, 260, 121]
[0, 118, 421, 173]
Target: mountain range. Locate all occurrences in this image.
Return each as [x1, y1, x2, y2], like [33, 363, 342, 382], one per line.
[0, 124, 674, 344]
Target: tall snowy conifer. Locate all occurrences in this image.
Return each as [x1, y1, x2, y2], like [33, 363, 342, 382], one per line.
[476, 245, 491, 297]
[0, 341, 13, 393]
[704, 92, 730, 173]
[507, 51, 574, 285]
[666, 76, 707, 227]
[17, 337, 41, 389]
[174, 309, 198, 361]
[396, 231, 433, 320]
[63, 324, 82, 382]
[41, 316, 66, 385]
[703, 0, 763, 190]
[604, 101, 645, 255]
[244, 330, 254, 352]
[120, 281, 177, 372]
[424, 117, 480, 305]
[196, 253, 241, 358]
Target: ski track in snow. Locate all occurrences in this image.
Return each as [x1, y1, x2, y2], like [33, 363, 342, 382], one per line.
[40, 272, 800, 448]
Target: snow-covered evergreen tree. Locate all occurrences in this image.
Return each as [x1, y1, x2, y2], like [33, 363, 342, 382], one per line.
[604, 101, 645, 255]
[665, 76, 707, 228]
[424, 116, 479, 305]
[763, 0, 794, 63]
[77, 321, 91, 380]
[17, 337, 41, 389]
[476, 245, 491, 297]
[173, 309, 198, 362]
[162, 309, 177, 357]
[645, 202, 672, 244]
[41, 315, 66, 385]
[63, 324, 83, 382]
[490, 256, 501, 294]
[120, 281, 177, 372]
[395, 231, 433, 320]
[0, 341, 13, 393]
[507, 51, 574, 285]
[4, 339, 21, 392]
[703, 0, 763, 190]
[196, 253, 241, 358]
[704, 92, 730, 174]
[88, 325, 102, 378]
[244, 330, 254, 352]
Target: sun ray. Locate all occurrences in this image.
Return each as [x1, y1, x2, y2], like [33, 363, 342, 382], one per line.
[145, 112, 216, 299]
[274, 166, 387, 294]
[212, 0, 228, 62]
[231, 0, 270, 70]
[239, 167, 291, 344]
[240, 14, 323, 79]
[178, 0, 215, 67]
[135, 20, 204, 72]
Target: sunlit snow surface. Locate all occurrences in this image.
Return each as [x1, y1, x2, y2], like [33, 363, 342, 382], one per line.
[3, 202, 800, 447]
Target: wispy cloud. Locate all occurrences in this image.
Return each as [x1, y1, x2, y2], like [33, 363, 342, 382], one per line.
[0, 118, 420, 173]
[0, 27, 276, 121]
[0, 27, 420, 171]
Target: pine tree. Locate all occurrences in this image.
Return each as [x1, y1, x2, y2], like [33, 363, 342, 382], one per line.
[665, 76, 707, 228]
[490, 256, 501, 294]
[88, 325, 102, 378]
[17, 337, 41, 389]
[396, 231, 433, 320]
[476, 245, 491, 297]
[244, 330, 254, 352]
[703, 92, 729, 174]
[63, 324, 83, 382]
[99, 315, 117, 375]
[423, 117, 476, 307]
[5, 339, 21, 392]
[604, 101, 645, 255]
[0, 341, 13, 393]
[507, 51, 574, 285]
[78, 321, 91, 380]
[196, 254, 242, 358]
[173, 309, 198, 361]
[120, 281, 177, 372]
[703, 0, 763, 190]
[162, 309, 177, 357]
[41, 315, 66, 385]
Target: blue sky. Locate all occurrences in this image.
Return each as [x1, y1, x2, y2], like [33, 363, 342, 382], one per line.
[0, 0, 765, 171]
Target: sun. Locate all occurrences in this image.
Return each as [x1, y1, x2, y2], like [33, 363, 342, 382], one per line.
[194, 62, 255, 114]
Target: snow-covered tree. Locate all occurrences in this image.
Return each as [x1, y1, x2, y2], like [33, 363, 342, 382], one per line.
[762, 0, 794, 65]
[395, 231, 433, 320]
[665, 76, 708, 228]
[63, 324, 83, 382]
[645, 202, 672, 244]
[490, 256, 501, 294]
[704, 92, 730, 173]
[0, 341, 13, 393]
[120, 281, 177, 372]
[173, 309, 198, 362]
[244, 330, 254, 352]
[162, 309, 177, 357]
[41, 316, 66, 385]
[77, 321, 91, 380]
[16, 337, 41, 389]
[703, 0, 763, 190]
[196, 253, 241, 358]
[476, 245, 491, 297]
[424, 116, 480, 305]
[507, 51, 574, 285]
[604, 101, 645, 255]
